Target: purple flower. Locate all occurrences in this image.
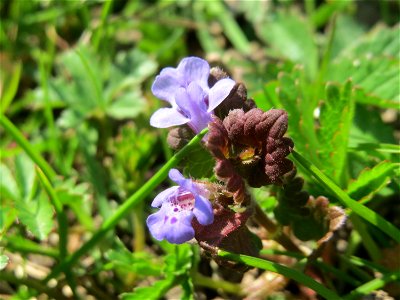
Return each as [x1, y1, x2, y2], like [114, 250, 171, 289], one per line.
[146, 169, 214, 244]
[150, 57, 235, 133]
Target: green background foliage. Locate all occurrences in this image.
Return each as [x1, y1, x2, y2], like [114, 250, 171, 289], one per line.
[1, 0, 399, 299]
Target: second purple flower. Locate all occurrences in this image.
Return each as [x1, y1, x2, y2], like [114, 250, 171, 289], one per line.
[150, 57, 235, 133]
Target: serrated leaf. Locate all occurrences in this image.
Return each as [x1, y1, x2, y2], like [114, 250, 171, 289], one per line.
[256, 10, 318, 78]
[0, 254, 9, 270]
[0, 163, 19, 201]
[57, 178, 94, 230]
[0, 206, 17, 238]
[120, 277, 174, 300]
[317, 81, 355, 185]
[164, 244, 193, 276]
[104, 248, 162, 276]
[347, 161, 398, 202]
[327, 25, 400, 108]
[15, 154, 36, 201]
[16, 194, 54, 240]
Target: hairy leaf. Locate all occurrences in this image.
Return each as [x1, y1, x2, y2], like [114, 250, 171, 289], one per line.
[317, 81, 355, 185]
[347, 161, 398, 202]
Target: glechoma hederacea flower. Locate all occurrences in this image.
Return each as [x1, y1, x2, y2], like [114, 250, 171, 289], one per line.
[146, 169, 214, 244]
[150, 57, 235, 133]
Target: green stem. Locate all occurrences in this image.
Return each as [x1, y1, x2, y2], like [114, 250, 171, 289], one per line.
[217, 250, 340, 299]
[350, 215, 381, 262]
[192, 272, 243, 295]
[291, 150, 400, 243]
[253, 203, 303, 254]
[0, 115, 57, 180]
[36, 167, 68, 261]
[343, 270, 400, 300]
[0, 271, 68, 300]
[44, 128, 208, 282]
[4, 237, 59, 258]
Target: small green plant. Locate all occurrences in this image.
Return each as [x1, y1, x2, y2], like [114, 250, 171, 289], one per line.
[1, 1, 399, 299]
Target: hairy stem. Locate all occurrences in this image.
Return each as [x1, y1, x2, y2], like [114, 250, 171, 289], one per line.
[253, 203, 303, 254]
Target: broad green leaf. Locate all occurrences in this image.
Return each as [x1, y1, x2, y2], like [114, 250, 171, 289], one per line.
[0, 206, 17, 238]
[269, 68, 320, 165]
[15, 154, 36, 201]
[164, 244, 193, 276]
[104, 247, 162, 276]
[347, 161, 398, 203]
[106, 91, 146, 120]
[256, 10, 318, 78]
[330, 14, 365, 60]
[0, 163, 19, 201]
[57, 178, 94, 230]
[0, 254, 9, 270]
[16, 194, 54, 240]
[120, 277, 175, 300]
[317, 81, 355, 185]
[327, 25, 400, 108]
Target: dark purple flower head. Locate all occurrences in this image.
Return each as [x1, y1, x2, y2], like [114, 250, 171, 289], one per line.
[150, 57, 235, 133]
[146, 169, 214, 244]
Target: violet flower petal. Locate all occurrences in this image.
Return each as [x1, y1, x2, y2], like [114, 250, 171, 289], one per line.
[207, 78, 236, 112]
[151, 71, 181, 104]
[193, 195, 214, 225]
[177, 57, 210, 90]
[151, 186, 179, 207]
[175, 83, 212, 133]
[150, 107, 189, 128]
[146, 205, 195, 244]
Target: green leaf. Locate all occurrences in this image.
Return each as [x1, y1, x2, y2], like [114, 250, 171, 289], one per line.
[0, 206, 17, 238]
[16, 194, 54, 240]
[347, 161, 398, 203]
[106, 91, 146, 120]
[15, 154, 36, 201]
[57, 178, 94, 230]
[0, 255, 9, 270]
[256, 10, 318, 78]
[327, 25, 400, 108]
[104, 247, 162, 276]
[164, 244, 193, 276]
[0, 61, 22, 113]
[182, 145, 215, 179]
[292, 150, 400, 243]
[120, 277, 175, 300]
[217, 250, 339, 299]
[0, 163, 19, 201]
[317, 81, 355, 185]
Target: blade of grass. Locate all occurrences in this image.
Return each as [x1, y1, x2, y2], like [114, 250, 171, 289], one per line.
[44, 128, 209, 282]
[4, 236, 59, 259]
[260, 249, 362, 287]
[36, 167, 78, 297]
[0, 115, 57, 181]
[92, 0, 113, 51]
[217, 250, 340, 299]
[0, 61, 22, 113]
[36, 167, 68, 261]
[207, 0, 251, 55]
[348, 143, 400, 154]
[343, 270, 400, 300]
[291, 150, 400, 243]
